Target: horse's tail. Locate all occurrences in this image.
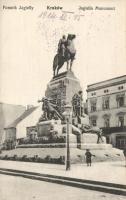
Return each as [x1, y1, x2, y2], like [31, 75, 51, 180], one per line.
[53, 54, 58, 72]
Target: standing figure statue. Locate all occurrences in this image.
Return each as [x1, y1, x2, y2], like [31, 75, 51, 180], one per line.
[72, 90, 83, 118]
[53, 34, 76, 77]
[97, 129, 104, 144]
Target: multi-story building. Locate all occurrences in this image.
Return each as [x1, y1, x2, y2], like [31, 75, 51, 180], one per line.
[87, 75, 126, 149]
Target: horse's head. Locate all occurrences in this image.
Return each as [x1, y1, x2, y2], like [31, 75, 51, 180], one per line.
[67, 34, 76, 40]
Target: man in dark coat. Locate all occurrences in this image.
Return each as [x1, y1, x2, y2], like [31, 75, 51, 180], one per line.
[85, 149, 94, 166]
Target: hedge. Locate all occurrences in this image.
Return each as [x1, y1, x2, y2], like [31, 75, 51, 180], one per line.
[0, 154, 65, 164]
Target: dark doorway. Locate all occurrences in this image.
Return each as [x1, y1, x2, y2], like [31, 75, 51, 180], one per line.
[116, 135, 126, 149]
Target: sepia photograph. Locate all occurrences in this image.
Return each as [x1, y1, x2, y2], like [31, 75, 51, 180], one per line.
[0, 0, 126, 199]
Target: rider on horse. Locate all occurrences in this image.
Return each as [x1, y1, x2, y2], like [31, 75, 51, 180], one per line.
[58, 35, 67, 57]
[53, 34, 76, 76]
[58, 34, 76, 57]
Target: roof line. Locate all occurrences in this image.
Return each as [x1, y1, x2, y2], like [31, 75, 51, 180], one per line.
[87, 75, 126, 87]
[5, 106, 38, 128]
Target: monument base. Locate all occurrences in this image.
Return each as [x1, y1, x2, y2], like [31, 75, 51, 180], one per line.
[80, 143, 112, 150]
[8, 121, 123, 164]
[80, 133, 106, 144]
[0, 146, 124, 164]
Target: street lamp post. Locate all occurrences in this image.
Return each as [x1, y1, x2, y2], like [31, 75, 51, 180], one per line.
[63, 104, 72, 171]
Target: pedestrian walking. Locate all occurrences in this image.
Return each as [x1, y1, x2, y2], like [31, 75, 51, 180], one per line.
[85, 149, 95, 166]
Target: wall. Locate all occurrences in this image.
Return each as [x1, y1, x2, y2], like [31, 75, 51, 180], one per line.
[16, 106, 41, 139]
[0, 103, 25, 143]
[5, 128, 16, 141]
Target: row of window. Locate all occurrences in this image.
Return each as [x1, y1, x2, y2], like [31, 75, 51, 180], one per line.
[90, 115, 125, 128]
[91, 86, 124, 96]
[90, 95, 125, 112]
[104, 89, 109, 93]
[91, 92, 96, 96]
[118, 86, 124, 90]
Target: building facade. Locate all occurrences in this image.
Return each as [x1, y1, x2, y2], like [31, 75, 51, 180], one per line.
[3, 106, 38, 149]
[0, 103, 25, 144]
[87, 75, 126, 149]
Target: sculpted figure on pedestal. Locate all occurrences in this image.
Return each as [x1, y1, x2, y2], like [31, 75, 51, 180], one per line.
[38, 97, 63, 121]
[53, 34, 76, 76]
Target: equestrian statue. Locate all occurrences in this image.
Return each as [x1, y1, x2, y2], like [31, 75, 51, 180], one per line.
[53, 34, 76, 77]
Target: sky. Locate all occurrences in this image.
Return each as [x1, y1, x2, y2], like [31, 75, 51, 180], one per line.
[0, 0, 126, 107]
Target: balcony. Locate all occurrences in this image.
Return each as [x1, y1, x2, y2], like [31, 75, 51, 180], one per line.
[102, 126, 126, 135]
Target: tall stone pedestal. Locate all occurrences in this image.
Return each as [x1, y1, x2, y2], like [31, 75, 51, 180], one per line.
[45, 70, 82, 113]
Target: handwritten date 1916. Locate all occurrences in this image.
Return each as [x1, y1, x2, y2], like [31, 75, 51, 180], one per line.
[38, 11, 84, 21]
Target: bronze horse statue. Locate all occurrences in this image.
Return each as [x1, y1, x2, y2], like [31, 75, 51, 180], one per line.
[53, 34, 76, 77]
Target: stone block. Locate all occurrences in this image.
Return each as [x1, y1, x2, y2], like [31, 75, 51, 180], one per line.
[81, 133, 98, 144]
